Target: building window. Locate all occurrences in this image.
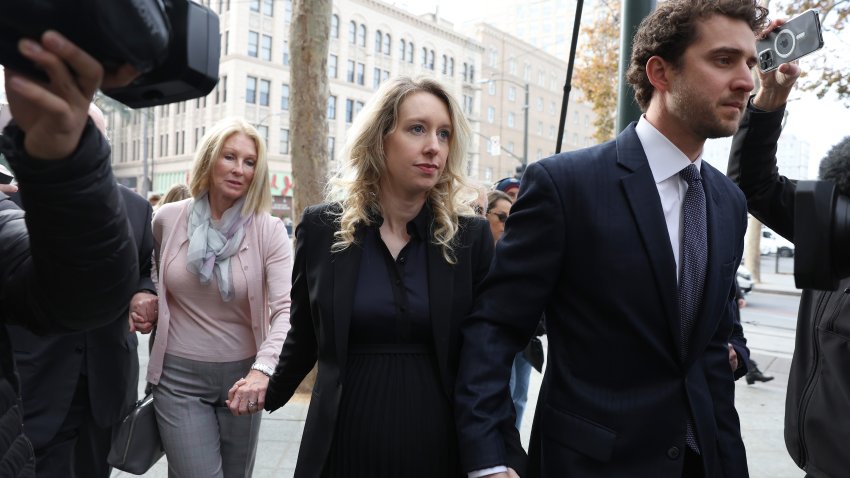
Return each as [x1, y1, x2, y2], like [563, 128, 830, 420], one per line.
[345, 99, 354, 123]
[327, 95, 337, 119]
[355, 101, 364, 116]
[524, 64, 531, 81]
[400, 39, 406, 60]
[263, 0, 273, 16]
[487, 106, 495, 123]
[441, 55, 447, 74]
[383, 34, 391, 55]
[356, 62, 365, 86]
[421, 47, 427, 67]
[537, 97, 543, 111]
[224, 30, 229, 55]
[508, 112, 515, 128]
[279, 128, 290, 154]
[327, 137, 336, 161]
[257, 125, 268, 147]
[358, 24, 366, 47]
[221, 75, 227, 103]
[248, 31, 258, 57]
[449, 58, 454, 76]
[489, 49, 498, 66]
[508, 86, 516, 102]
[282, 40, 290, 66]
[259, 79, 270, 106]
[250, 0, 259, 12]
[508, 58, 516, 74]
[375, 30, 383, 53]
[373, 67, 381, 89]
[348, 21, 356, 44]
[328, 54, 338, 78]
[346, 60, 355, 83]
[283, 0, 292, 20]
[463, 94, 473, 115]
[281, 83, 290, 110]
[488, 81, 496, 95]
[382, 69, 390, 82]
[330, 14, 339, 38]
[261, 34, 272, 61]
[406, 42, 413, 63]
[246, 76, 257, 104]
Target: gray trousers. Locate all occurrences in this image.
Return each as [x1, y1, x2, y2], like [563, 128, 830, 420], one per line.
[154, 354, 261, 478]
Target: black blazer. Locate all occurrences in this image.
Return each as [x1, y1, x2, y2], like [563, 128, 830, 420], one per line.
[455, 124, 749, 478]
[265, 203, 521, 478]
[8, 186, 153, 448]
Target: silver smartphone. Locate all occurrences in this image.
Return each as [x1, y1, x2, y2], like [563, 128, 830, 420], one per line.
[757, 9, 824, 72]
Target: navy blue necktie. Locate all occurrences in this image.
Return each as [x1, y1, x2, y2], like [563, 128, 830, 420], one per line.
[679, 163, 707, 453]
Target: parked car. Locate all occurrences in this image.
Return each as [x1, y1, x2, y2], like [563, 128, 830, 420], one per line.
[760, 228, 794, 257]
[737, 265, 754, 294]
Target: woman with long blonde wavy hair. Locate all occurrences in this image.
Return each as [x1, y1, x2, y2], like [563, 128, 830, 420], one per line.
[264, 76, 494, 478]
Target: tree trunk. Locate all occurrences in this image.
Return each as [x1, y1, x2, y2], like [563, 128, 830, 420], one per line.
[745, 216, 762, 283]
[290, 0, 330, 226]
[290, 0, 331, 394]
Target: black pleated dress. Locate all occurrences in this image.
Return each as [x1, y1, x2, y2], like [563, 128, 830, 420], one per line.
[321, 212, 462, 478]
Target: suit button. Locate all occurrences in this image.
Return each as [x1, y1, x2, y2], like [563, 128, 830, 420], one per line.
[667, 446, 680, 460]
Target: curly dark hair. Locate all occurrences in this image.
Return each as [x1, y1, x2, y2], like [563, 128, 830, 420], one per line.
[819, 136, 850, 197]
[626, 0, 769, 111]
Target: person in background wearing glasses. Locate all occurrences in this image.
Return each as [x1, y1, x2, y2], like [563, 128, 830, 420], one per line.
[486, 190, 511, 242]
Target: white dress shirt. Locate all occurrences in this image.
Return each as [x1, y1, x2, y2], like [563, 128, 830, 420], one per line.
[634, 115, 703, 280]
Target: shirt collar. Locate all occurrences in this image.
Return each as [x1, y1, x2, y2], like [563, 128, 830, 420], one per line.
[635, 115, 703, 183]
[368, 202, 431, 240]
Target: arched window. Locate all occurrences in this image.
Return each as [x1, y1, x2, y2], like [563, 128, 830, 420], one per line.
[375, 30, 383, 53]
[358, 24, 366, 47]
[348, 21, 356, 44]
[407, 42, 414, 63]
[330, 14, 339, 38]
[383, 34, 391, 56]
[400, 39, 406, 60]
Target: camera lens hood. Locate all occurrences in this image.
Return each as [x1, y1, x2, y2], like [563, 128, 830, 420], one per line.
[0, 0, 170, 79]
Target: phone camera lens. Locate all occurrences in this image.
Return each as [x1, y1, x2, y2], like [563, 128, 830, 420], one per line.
[759, 50, 775, 70]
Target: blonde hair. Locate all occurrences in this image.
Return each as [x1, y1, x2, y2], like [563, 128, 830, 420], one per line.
[327, 76, 473, 263]
[189, 117, 271, 215]
[159, 183, 191, 206]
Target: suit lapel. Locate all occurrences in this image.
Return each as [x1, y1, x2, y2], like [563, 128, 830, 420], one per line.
[426, 236, 454, 396]
[332, 227, 364, 375]
[617, 126, 680, 355]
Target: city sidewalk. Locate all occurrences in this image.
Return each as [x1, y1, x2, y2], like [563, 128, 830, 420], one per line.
[116, 266, 803, 477]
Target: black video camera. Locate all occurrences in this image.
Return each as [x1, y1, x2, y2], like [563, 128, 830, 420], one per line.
[794, 181, 850, 290]
[0, 0, 220, 108]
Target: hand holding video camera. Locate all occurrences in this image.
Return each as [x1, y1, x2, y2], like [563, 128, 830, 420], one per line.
[4, 31, 138, 160]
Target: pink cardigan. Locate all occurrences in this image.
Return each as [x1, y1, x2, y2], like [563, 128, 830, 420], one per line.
[146, 198, 293, 384]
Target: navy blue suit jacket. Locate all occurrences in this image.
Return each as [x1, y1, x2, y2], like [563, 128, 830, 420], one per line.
[455, 124, 749, 477]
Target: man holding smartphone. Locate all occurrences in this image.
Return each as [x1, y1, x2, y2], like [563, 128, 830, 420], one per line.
[728, 17, 847, 477]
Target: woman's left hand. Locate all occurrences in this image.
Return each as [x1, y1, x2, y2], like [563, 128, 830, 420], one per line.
[226, 370, 269, 416]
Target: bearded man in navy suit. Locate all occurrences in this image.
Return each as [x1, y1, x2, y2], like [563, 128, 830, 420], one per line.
[455, 1, 767, 477]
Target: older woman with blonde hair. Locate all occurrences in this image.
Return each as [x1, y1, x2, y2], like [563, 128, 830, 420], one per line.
[147, 117, 292, 477]
[263, 76, 500, 478]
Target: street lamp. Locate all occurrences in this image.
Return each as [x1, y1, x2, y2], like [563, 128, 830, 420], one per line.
[479, 77, 529, 168]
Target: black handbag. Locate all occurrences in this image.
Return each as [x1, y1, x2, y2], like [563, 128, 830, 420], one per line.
[107, 389, 165, 474]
